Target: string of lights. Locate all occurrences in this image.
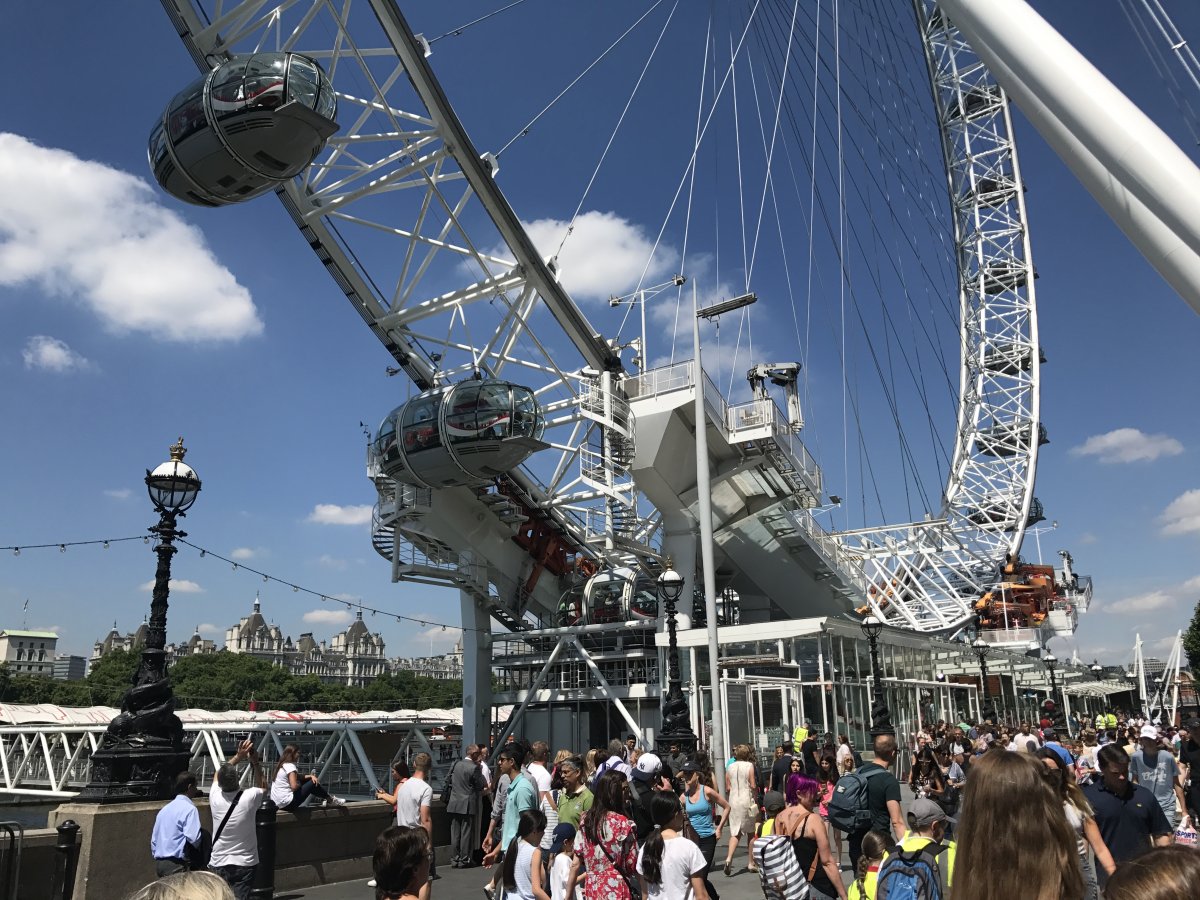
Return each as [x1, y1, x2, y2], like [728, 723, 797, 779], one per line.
[2, 536, 148, 555]
[2, 531, 480, 634]
[176, 539, 480, 633]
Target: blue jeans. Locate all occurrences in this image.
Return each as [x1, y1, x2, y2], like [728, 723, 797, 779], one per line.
[282, 777, 330, 810]
[209, 863, 256, 900]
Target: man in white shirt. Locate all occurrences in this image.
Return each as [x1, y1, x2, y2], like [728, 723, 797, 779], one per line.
[396, 751, 434, 900]
[209, 739, 264, 900]
[1008, 722, 1043, 753]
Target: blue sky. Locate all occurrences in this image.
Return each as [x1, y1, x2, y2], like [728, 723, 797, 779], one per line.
[1, 1, 1198, 673]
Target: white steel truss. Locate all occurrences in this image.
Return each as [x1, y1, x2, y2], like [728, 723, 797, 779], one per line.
[152, 1, 1052, 639]
[836, 2, 1044, 634]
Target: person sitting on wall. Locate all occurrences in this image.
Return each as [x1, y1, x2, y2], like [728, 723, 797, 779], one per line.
[269, 744, 345, 810]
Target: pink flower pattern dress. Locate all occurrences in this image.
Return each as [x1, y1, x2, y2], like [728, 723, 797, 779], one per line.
[577, 810, 638, 900]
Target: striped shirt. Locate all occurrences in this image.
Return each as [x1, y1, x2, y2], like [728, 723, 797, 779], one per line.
[753, 835, 809, 900]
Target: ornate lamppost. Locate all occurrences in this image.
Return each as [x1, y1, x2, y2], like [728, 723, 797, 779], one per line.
[79, 438, 201, 802]
[1090, 661, 1104, 681]
[656, 560, 698, 754]
[860, 615, 894, 736]
[1043, 652, 1062, 731]
[972, 636, 997, 723]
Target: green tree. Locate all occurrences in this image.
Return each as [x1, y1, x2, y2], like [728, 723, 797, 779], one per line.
[1184, 597, 1200, 674]
[85, 648, 140, 705]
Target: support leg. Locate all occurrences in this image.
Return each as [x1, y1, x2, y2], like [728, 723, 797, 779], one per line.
[460, 588, 493, 747]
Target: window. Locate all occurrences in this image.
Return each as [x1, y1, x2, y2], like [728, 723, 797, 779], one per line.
[15, 649, 23, 661]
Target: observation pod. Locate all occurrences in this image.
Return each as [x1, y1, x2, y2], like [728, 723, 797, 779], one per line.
[577, 567, 660, 625]
[374, 381, 546, 488]
[149, 52, 337, 206]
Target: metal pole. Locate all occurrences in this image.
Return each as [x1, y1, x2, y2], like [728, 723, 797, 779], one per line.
[693, 282, 726, 796]
[251, 798, 278, 900]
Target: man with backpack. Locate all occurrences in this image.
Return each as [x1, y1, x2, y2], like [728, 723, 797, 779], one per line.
[828, 733, 906, 868]
[876, 798, 955, 900]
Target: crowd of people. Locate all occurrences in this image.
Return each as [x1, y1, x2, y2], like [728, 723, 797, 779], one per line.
[138, 711, 1200, 900]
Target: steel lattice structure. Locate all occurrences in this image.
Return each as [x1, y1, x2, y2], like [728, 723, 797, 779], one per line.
[154, 0, 1050, 640]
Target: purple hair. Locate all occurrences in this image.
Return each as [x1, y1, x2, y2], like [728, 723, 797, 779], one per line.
[785, 773, 819, 807]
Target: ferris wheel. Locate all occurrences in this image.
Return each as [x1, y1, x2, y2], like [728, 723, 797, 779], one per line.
[148, 0, 1052, 638]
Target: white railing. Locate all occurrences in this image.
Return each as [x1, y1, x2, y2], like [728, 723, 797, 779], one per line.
[0, 714, 463, 799]
[727, 398, 823, 496]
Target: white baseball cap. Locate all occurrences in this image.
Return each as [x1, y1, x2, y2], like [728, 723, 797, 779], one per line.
[1140, 724, 1160, 741]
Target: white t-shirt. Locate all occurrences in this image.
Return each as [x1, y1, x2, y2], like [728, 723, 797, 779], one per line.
[550, 852, 582, 900]
[209, 784, 265, 868]
[1008, 733, 1042, 752]
[637, 835, 706, 900]
[397, 776, 432, 827]
[270, 762, 297, 807]
[527, 762, 553, 794]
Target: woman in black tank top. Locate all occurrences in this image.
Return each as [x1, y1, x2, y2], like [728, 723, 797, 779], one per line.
[781, 775, 846, 900]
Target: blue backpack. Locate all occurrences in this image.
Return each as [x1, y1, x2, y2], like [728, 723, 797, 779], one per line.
[876, 842, 948, 900]
[826, 767, 886, 833]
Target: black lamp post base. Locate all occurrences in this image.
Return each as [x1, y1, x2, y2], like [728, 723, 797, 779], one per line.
[76, 744, 190, 804]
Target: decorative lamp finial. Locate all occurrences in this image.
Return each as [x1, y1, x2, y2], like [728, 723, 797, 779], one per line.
[169, 437, 186, 461]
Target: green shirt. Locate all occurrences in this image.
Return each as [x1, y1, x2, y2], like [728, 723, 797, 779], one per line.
[556, 786, 594, 828]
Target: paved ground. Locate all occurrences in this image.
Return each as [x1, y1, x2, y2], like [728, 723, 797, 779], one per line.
[274, 845, 859, 899]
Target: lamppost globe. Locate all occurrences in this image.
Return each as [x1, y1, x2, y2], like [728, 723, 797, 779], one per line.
[1090, 661, 1103, 681]
[146, 438, 201, 513]
[1044, 653, 1057, 670]
[972, 637, 988, 655]
[860, 614, 884, 641]
[657, 566, 684, 603]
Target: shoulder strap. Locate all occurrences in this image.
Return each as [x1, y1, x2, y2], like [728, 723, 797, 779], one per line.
[213, 790, 245, 847]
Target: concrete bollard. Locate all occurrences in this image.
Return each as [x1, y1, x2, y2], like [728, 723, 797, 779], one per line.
[51, 820, 80, 900]
[250, 798, 277, 900]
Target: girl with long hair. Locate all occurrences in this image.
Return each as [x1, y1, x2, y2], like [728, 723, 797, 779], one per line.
[815, 752, 842, 866]
[1035, 747, 1115, 900]
[950, 750, 1084, 900]
[846, 831, 895, 900]
[637, 792, 709, 900]
[776, 774, 846, 900]
[269, 744, 343, 810]
[908, 746, 945, 802]
[680, 760, 730, 900]
[721, 744, 759, 876]
[565, 769, 639, 900]
[502, 808, 550, 900]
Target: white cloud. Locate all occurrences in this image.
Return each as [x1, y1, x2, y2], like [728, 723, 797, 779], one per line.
[307, 504, 372, 526]
[22, 335, 92, 372]
[316, 554, 347, 570]
[103, 488, 132, 500]
[1070, 428, 1183, 464]
[303, 609, 352, 625]
[139, 578, 204, 594]
[0, 133, 262, 342]
[196, 623, 221, 636]
[29, 624, 61, 635]
[1101, 590, 1176, 615]
[1182, 575, 1200, 594]
[1160, 489, 1200, 536]
[522, 211, 675, 302]
[230, 547, 262, 561]
[1077, 532, 1098, 545]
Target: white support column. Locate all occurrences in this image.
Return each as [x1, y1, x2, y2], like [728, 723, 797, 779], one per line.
[938, 0, 1200, 314]
[460, 586, 493, 746]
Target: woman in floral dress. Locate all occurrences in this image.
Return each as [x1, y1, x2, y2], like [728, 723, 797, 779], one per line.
[564, 769, 638, 900]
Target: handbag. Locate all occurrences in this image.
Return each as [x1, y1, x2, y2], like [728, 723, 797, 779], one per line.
[596, 823, 641, 900]
[440, 761, 459, 806]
